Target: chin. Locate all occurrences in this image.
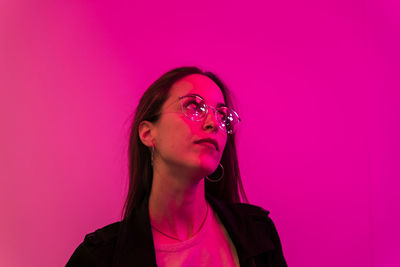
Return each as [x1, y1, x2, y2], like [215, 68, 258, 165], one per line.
[196, 156, 219, 177]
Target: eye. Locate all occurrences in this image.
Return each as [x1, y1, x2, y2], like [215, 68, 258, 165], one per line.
[184, 98, 201, 109]
[184, 99, 200, 110]
[181, 96, 206, 117]
[216, 109, 227, 121]
[216, 107, 236, 131]
[217, 107, 232, 121]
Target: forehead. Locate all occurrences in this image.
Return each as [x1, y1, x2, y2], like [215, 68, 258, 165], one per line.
[168, 74, 225, 105]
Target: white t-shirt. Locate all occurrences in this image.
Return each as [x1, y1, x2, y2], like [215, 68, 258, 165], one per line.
[152, 205, 240, 267]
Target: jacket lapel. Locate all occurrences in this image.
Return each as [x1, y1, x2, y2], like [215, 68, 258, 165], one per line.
[206, 194, 276, 265]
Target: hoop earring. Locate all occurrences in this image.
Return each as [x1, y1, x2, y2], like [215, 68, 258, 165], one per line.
[206, 163, 224, 182]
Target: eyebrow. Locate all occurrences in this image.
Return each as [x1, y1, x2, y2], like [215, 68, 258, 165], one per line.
[185, 93, 227, 107]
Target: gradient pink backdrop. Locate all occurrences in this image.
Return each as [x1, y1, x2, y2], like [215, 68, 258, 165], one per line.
[1, 1, 399, 266]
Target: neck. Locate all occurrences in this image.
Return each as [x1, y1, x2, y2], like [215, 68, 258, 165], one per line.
[149, 163, 208, 242]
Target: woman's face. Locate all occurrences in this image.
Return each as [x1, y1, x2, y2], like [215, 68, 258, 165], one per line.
[152, 74, 228, 179]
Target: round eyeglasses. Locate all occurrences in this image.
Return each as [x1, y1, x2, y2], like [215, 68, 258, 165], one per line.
[179, 94, 240, 134]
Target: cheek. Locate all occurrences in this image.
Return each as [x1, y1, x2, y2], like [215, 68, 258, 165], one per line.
[158, 117, 193, 150]
[178, 116, 203, 137]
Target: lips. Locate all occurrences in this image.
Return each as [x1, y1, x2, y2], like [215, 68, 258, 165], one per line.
[194, 138, 219, 151]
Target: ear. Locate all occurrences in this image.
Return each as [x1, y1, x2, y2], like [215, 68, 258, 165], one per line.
[138, 121, 156, 148]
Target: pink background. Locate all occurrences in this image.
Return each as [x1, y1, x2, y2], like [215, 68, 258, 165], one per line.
[1, 0, 399, 266]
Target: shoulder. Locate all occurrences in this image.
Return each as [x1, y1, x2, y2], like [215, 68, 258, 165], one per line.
[84, 221, 121, 245]
[227, 202, 278, 235]
[207, 194, 273, 227]
[218, 201, 272, 224]
[66, 222, 121, 267]
[230, 202, 271, 217]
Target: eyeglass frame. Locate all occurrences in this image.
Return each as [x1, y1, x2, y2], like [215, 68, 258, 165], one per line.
[149, 94, 241, 134]
[177, 94, 241, 134]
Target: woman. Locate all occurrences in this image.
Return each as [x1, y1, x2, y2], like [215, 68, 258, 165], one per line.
[67, 67, 287, 267]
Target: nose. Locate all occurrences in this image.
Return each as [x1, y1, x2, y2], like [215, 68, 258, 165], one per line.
[202, 107, 219, 132]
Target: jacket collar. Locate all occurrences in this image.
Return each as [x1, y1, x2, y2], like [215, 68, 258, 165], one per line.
[112, 197, 157, 267]
[112, 195, 275, 266]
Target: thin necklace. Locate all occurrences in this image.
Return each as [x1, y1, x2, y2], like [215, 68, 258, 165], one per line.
[151, 204, 209, 242]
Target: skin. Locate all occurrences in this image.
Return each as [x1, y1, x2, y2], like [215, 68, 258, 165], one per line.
[138, 74, 228, 243]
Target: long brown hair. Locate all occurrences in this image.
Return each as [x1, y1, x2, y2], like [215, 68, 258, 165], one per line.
[123, 67, 247, 218]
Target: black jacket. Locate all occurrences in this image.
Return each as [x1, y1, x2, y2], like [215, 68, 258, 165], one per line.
[67, 195, 287, 267]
